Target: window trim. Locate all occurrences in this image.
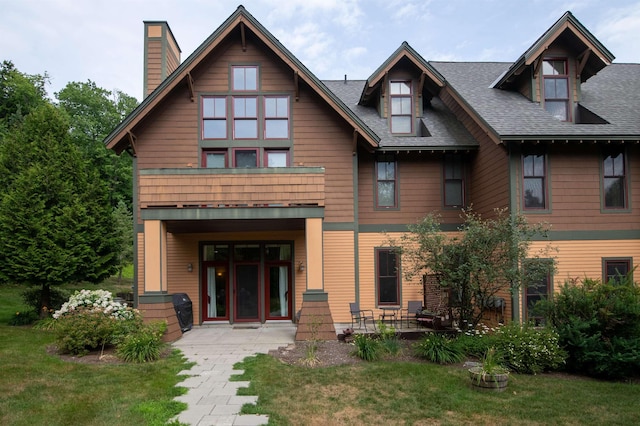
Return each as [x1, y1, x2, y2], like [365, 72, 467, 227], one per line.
[389, 80, 413, 134]
[375, 248, 400, 306]
[231, 65, 259, 91]
[601, 148, 629, 211]
[522, 152, 549, 211]
[263, 96, 290, 139]
[232, 96, 259, 140]
[443, 154, 465, 208]
[201, 96, 227, 140]
[201, 149, 228, 168]
[602, 258, 632, 284]
[542, 58, 570, 122]
[232, 148, 259, 168]
[375, 155, 398, 209]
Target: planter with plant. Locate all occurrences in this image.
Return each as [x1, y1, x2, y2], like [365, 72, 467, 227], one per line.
[469, 346, 509, 391]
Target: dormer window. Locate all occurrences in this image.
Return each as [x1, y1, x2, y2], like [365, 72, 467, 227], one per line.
[543, 59, 569, 121]
[390, 81, 412, 134]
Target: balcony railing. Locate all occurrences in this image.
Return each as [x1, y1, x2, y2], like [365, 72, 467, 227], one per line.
[139, 167, 325, 209]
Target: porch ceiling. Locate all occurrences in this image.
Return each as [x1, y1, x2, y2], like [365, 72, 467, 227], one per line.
[165, 218, 306, 234]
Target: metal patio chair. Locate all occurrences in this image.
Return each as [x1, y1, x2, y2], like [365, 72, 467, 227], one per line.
[399, 300, 423, 329]
[349, 302, 376, 331]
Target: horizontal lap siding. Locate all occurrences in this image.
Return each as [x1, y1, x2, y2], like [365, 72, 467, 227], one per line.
[523, 145, 640, 230]
[439, 89, 510, 217]
[323, 231, 356, 323]
[359, 152, 463, 225]
[530, 240, 640, 288]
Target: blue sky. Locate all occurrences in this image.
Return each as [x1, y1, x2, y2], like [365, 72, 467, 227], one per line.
[2, 0, 639, 101]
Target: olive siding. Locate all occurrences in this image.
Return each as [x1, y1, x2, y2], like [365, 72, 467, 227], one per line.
[323, 231, 356, 323]
[520, 145, 640, 230]
[439, 88, 510, 217]
[529, 239, 640, 289]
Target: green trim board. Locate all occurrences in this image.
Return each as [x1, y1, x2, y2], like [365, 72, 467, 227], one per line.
[140, 166, 324, 175]
[139, 293, 174, 304]
[323, 222, 355, 231]
[302, 290, 329, 302]
[353, 152, 361, 306]
[358, 223, 461, 233]
[141, 206, 324, 221]
[533, 230, 640, 240]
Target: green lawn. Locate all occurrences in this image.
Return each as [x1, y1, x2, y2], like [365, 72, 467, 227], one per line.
[0, 277, 191, 426]
[235, 354, 640, 425]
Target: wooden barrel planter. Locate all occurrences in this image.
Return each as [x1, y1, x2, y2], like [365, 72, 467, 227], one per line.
[468, 366, 509, 391]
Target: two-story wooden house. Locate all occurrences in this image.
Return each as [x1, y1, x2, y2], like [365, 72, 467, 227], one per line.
[105, 6, 639, 341]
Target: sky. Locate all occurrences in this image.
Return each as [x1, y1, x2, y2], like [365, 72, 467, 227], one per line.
[2, 0, 639, 102]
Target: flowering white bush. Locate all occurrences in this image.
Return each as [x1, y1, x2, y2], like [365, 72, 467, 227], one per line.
[54, 289, 136, 320]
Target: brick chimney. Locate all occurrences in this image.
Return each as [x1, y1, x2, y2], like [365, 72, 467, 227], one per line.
[143, 21, 181, 98]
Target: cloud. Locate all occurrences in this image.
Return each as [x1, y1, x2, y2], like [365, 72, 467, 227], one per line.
[596, 2, 640, 62]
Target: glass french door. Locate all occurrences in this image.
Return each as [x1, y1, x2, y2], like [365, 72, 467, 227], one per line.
[266, 265, 290, 319]
[202, 264, 229, 321]
[235, 264, 260, 321]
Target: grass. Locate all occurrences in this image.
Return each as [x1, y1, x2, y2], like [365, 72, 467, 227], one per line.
[235, 354, 640, 425]
[0, 275, 192, 426]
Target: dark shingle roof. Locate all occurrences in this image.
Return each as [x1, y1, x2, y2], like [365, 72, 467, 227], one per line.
[431, 62, 640, 140]
[323, 80, 478, 149]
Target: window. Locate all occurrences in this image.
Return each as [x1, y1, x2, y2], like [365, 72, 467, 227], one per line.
[603, 150, 627, 209]
[603, 258, 631, 284]
[376, 156, 397, 208]
[390, 81, 412, 133]
[202, 150, 227, 168]
[202, 97, 227, 139]
[232, 66, 258, 91]
[522, 153, 547, 209]
[543, 59, 569, 121]
[524, 259, 552, 325]
[265, 150, 288, 167]
[233, 97, 258, 139]
[264, 97, 289, 139]
[376, 248, 399, 305]
[444, 154, 465, 207]
[233, 149, 258, 168]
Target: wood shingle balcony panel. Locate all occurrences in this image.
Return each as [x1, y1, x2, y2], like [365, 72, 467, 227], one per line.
[139, 167, 325, 209]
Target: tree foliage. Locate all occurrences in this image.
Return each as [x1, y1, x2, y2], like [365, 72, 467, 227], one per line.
[0, 103, 119, 313]
[56, 80, 138, 210]
[392, 208, 555, 329]
[0, 60, 48, 133]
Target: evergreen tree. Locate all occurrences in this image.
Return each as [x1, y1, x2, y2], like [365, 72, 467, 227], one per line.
[0, 103, 118, 315]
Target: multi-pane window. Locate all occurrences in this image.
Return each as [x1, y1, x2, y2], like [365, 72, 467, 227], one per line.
[233, 148, 258, 168]
[603, 150, 627, 209]
[202, 150, 227, 168]
[376, 248, 399, 305]
[264, 97, 289, 139]
[376, 156, 397, 208]
[543, 59, 569, 121]
[444, 154, 465, 207]
[524, 260, 552, 325]
[523, 153, 546, 209]
[202, 97, 227, 139]
[233, 97, 258, 139]
[604, 258, 631, 284]
[390, 81, 412, 134]
[232, 66, 258, 91]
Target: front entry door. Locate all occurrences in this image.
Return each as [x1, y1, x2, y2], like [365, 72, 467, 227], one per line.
[235, 264, 260, 321]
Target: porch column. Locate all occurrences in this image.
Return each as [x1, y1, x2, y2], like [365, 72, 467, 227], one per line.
[143, 219, 167, 292]
[296, 217, 336, 341]
[139, 219, 180, 341]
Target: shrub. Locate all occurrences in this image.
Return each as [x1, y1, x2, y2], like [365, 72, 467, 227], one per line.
[377, 321, 402, 356]
[493, 322, 566, 374]
[413, 333, 464, 364]
[8, 310, 39, 326]
[55, 307, 119, 355]
[452, 323, 500, 358]
[540, 276, 640, 379]
[117, 321, 167, 363]
[54, 288, 135, 320]
[352, 333, 382, 361]
[21, 286, 70, 316]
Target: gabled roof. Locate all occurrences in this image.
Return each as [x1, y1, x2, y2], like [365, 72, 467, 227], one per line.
[359, 42, 445, 105]
[104, 5, 379, 154]
[433, 61, 640, 141]
[493, 11, 615, 89]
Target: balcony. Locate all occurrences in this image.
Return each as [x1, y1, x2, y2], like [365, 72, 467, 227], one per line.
[139, 167, 325, 209]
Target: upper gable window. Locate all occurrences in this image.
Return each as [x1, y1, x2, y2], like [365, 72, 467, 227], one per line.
[202, 97, 227, 139]
[543, 59, 569, 121]
[264, 97, 289, 139]
[390, 81, 412, 134]
[232, 66, 258, 91]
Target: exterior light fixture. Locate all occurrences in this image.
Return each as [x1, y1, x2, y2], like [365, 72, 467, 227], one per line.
[298, 261, 305, 272]
[187, 263, 193, 273]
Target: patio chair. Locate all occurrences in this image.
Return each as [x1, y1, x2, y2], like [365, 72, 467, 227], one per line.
[399, 300, 423, 329]
[349, 302, 376, 331]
